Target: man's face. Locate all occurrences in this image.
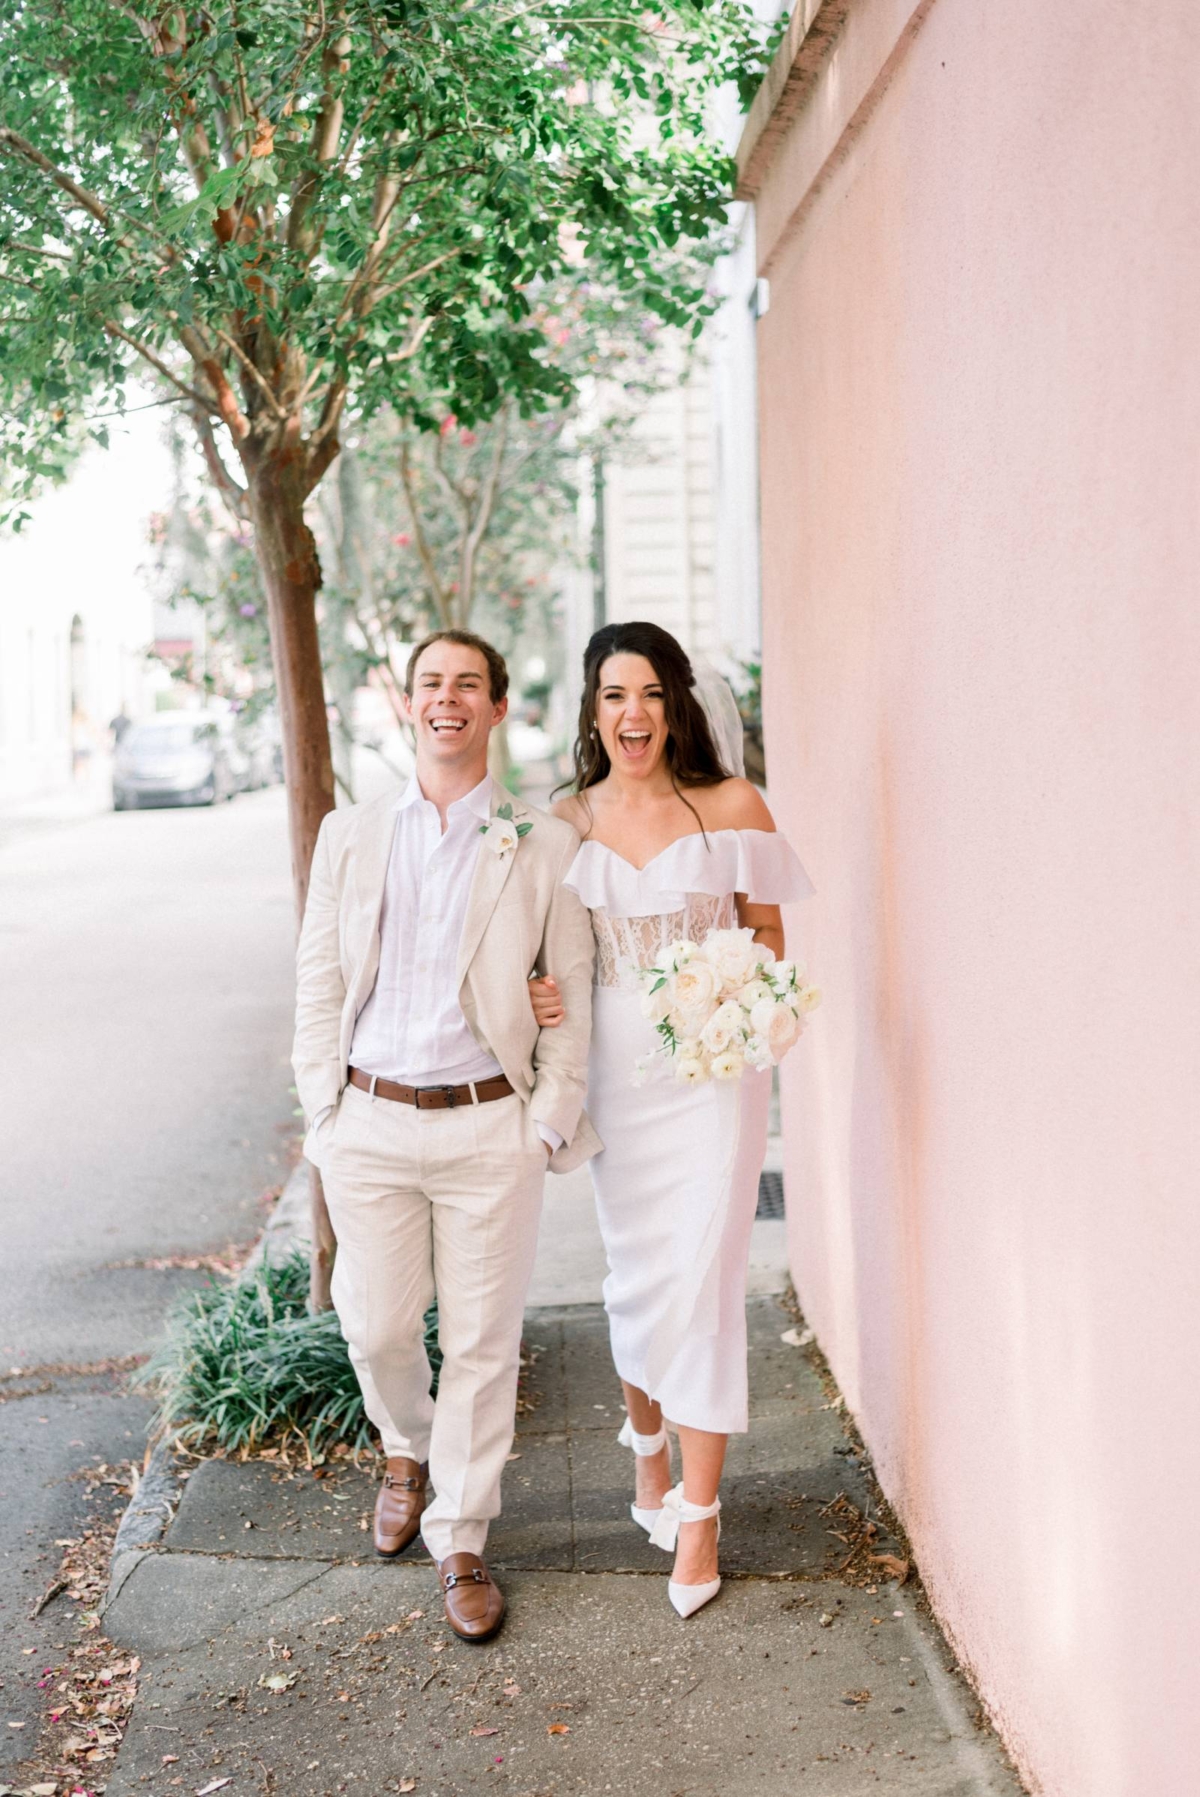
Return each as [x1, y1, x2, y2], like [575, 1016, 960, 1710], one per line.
[403, 642, 507, 772]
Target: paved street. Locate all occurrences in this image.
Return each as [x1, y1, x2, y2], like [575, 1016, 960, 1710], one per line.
[0, 787, 298, 1769]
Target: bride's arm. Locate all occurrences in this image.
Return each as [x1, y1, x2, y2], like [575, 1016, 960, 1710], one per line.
[737, 896, 784, 962]
[711, 777, 787, 960]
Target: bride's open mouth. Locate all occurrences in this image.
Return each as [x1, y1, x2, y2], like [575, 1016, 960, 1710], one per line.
[617, 729, 653, 760]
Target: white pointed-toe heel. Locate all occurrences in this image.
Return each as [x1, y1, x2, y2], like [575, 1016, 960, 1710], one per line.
[617, 1417, 672, 1537]
[648, 1484, 723, 1617]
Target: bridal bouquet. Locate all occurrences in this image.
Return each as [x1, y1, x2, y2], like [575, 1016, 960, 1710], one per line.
[636, 928, 821, 1084]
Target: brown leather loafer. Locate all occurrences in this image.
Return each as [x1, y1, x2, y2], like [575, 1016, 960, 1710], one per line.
[437, 1552, 505, 1642]
[374, 1457, 428, 1558]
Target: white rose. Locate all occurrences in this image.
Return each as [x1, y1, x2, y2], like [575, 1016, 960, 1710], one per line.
[710, 1048, 745, 1080]
[678, 1036, 703, 1060]
[640, 975, 674, 1023]
[675, 1055, 708, 1085]
[744, 1034, 774, 1071]
[671, 958, 719, 1018]
[749, 997, 780, 1038]
[484, 819, 518, 857]
[700, 999, 746, 1056]
[749, 995, 805, 1057]
[737, 977, 774, 1013]
[700, 928, 759, 993]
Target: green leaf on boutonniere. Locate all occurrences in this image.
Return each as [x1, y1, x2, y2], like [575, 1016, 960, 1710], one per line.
[496, 802, 514, 820]
[516, 822, 533, 838]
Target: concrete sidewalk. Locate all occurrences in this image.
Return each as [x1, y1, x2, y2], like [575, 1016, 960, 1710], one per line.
[99, 1175, 1024, 1797]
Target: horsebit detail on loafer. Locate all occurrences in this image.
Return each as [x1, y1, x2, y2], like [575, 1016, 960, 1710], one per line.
[384, 1475, 422, 1491]
[443, 1568, 488, 1588]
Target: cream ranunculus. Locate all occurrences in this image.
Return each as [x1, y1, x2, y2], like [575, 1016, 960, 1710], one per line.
[675, 1054, 708, 1084]
[700, 998, 746, 1056]
[700, 928, 760, 994]
[800, 985, 822, 1013]
[710, 1047, 746, 1080]
[671, 957, 719, 1019]
[737, 977, 774, 1013]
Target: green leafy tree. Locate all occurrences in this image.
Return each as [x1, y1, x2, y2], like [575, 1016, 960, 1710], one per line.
[0, 0, 780, 913]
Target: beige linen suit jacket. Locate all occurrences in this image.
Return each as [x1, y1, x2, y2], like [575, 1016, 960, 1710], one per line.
[292, 779, 601, 1175]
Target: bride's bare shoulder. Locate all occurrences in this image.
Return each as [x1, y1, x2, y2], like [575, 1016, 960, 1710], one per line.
[700, 777, 777, 833]
[550, 792, 593, 835]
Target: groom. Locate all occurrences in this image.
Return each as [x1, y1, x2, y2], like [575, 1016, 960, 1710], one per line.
[292, 628, 597, 1641]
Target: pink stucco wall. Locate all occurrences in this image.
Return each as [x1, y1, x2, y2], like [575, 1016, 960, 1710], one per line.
[749, 3, 1200, 1793]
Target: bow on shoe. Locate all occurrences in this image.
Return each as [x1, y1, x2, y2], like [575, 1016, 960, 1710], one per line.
[649, 1483, 686, 1551]
[648, 1481, 722, 1552]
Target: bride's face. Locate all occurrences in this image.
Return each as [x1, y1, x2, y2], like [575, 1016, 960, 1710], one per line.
[594, 653, 668, 778]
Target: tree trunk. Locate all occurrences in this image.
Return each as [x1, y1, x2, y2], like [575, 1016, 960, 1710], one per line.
[245, 445, 337, 923]
[244, 441, 339, 1310]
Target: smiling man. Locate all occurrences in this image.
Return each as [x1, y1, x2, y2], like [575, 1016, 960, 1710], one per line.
[292, 629, 598, 1641]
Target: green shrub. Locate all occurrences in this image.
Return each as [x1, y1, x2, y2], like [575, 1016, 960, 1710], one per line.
[137, 1250, 441, 1458]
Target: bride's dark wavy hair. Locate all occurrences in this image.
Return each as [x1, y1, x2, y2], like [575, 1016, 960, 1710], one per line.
[565, 622, 732, 802]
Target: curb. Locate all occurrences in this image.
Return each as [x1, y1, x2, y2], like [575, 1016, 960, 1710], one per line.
[104, 1159, 313, 1615]
[242, 1158, 313, 1272]
[105, 1439, 181, 1616]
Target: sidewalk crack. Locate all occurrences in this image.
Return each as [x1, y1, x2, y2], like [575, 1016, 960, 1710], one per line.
[558, 1320, 578, 1572]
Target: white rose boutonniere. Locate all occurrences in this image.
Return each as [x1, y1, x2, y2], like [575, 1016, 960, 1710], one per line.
[479, 801, 532, 860]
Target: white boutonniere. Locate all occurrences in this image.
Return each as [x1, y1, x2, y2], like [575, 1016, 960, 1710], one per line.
[479, 801, 532, 860]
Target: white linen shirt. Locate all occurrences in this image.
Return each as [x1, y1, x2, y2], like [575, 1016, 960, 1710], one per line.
[348, 773, 561, 1150]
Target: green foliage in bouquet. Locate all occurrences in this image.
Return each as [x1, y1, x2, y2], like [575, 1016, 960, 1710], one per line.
[137, 1250, 441, 1457]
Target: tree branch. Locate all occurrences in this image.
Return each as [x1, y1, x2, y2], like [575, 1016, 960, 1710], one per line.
[459, 401, 509, 617]
[101, 320, 216, 409]
[190, 406, 251, 522]
[399, 435, 451, 624]
[287, 27, 351, 261]
[0, 127, 113, 230]
[214, 327, 288, 421]
[177, 323, 251, 440]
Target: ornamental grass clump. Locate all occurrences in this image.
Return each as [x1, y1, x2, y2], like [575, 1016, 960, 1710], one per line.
[138, 1251, 441, 1458]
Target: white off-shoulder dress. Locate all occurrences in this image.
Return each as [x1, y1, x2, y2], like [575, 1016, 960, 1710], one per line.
[563, 829, 813, 1434]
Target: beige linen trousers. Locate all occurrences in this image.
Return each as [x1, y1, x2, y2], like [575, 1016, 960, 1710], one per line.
[292, 781, 598, 1560]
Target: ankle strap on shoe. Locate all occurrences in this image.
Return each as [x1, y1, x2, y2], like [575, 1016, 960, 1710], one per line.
[648, 1482, 721, 1551]
[617, 1416, 668, 1457]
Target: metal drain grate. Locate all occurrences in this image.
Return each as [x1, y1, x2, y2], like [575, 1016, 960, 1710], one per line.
[756, 1169, 785, 1219]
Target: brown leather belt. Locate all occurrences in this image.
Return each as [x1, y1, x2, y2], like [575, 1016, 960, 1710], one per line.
[348, 1067, 514, 1110]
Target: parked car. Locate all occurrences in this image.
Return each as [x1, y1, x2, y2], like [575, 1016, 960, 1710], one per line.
[112, 713, 242, 810]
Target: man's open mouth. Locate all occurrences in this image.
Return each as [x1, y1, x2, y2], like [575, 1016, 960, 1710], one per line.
[430, 718, 468, 735]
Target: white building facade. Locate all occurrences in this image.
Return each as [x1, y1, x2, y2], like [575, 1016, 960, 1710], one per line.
[0, 414, 167, 806]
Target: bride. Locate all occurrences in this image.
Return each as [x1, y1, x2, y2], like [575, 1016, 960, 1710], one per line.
[529, 620, 812, 1616]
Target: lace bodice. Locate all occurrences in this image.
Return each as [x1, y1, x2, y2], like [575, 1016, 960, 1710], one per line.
[562, 828, 815, 992]
[591, 893, 736, 990]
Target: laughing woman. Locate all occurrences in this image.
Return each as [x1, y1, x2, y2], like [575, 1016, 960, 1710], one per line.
[529, 621, 813, 1617]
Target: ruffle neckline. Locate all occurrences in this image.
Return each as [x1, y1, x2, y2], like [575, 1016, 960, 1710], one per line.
[564, 828, 814, 916]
